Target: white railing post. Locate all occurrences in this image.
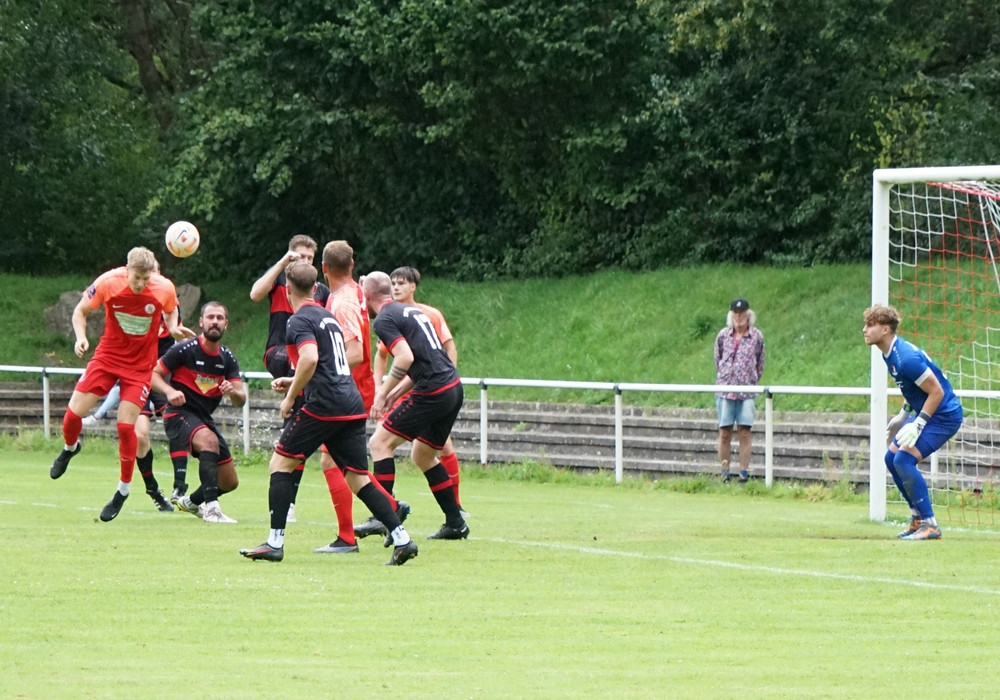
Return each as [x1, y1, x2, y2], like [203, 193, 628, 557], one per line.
[479, 380, 488, 467]
[614, 385, 623, 484]
[764, 389, 774, 488]
[42, 369, 51, 439]
[242, 372, 251, 456]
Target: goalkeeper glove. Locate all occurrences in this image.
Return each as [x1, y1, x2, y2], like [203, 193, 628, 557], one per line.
[884, 406, 911, 446]
[896, 411, 930, 449]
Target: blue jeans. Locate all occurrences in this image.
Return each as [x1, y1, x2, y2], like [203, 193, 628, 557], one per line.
[716, 396, 755, 428]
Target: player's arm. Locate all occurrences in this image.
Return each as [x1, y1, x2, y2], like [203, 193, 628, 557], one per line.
[71, 297, 93, 358]
[162, 307, 195, 340]
[373, 340, 413, 415]
[280, 342, 317, 419]
[373, 346, 389, 390]
[897, 369, 945, 448]
[443, 338, 458, 365]
[344, 338, 363, 369]
[152, 362, 185, 406]
[250, 251, 298, 302]
[218, 378, 246, 408]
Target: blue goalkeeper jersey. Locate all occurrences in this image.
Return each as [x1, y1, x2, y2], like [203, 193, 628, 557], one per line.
[883, 336, 963, 417]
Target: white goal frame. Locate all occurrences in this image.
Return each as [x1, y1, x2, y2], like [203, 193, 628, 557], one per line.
[870, 165, 1000, 520]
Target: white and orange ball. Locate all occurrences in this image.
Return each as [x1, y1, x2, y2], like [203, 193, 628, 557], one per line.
[165, 221, 200, 258]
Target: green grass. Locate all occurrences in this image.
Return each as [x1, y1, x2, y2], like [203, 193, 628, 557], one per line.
[2, 266, 874, 410]
[4, 436, 1000, 698]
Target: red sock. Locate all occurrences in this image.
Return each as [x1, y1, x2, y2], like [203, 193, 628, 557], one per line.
[117, 422, 138, 484]
[62, 409, 83, 447]
[323, 468, 356, 545]
[440, 451, 461, 506]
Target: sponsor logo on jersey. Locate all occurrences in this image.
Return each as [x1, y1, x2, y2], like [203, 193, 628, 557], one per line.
[195, 375, 220, 394]
[144, 303, 156, 315]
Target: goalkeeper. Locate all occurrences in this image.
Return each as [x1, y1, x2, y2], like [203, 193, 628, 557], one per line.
[863, 304, 963, 540]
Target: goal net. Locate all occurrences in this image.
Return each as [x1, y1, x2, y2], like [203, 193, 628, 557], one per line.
[871, 166, 1000, 524]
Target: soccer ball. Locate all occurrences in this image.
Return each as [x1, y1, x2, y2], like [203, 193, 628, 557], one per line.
[165, 221, 200, 258]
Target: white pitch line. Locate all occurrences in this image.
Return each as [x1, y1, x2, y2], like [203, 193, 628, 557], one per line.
[491, 537, 1000, 597]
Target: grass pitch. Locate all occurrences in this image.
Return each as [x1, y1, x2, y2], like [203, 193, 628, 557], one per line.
[3, 439, 1000, 699]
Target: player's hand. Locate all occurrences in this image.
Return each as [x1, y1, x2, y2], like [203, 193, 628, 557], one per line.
[167, 388, 186, 406]
[73, 338, 89, 358]
[279, 395, 294, 419]
[271, 377, 292, 392]
[896, 416, 927, 449]
[885, 408, 910, 446]
[171, 324, 196, 340]
[218, 379, 234, 396]
[284, 250, 303, 265]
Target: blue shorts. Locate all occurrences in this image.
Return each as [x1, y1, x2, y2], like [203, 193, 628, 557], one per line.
[716, 397, 756, 429]
[895, 409, 963, 456]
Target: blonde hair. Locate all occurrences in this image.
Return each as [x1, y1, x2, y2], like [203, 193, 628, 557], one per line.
[127, 247, 157, 273]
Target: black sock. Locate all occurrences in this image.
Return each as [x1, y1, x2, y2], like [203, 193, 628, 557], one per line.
[172, 454, 188, 491]
[356, 482, 400, 531]
[199, 451, 220, 503]
[373, 457, 396, 496]
[289, 464, 305, 505]
[424, 463, 463, 527]
[137, 451, 157, 491]
[269, 471, 296, 531]
[189, 486, 204, 506]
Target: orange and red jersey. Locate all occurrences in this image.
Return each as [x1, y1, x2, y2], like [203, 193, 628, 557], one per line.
[327, 279, 375, 411]
[84, 268, 178, 377]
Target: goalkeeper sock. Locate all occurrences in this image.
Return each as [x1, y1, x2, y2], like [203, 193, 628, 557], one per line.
[893, 450, 933, 519]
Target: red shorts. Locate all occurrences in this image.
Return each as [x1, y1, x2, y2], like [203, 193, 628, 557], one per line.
[76, 361, 151, 408]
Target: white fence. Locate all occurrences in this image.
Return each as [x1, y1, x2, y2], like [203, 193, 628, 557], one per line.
[1, 363, 909, 520]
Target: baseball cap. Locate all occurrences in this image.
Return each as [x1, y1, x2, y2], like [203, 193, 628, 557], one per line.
[730, 298, 750, 311]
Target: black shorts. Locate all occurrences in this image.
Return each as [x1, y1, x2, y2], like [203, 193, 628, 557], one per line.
[383, 382, 463, 451]
[164, 409, 233, 465]
[275, 412, 368, 473]
[265, 346, 292, 380]
[140, 391, 169, 418]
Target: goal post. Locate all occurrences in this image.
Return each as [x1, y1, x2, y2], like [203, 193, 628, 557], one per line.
[870, 165, 1000, 522]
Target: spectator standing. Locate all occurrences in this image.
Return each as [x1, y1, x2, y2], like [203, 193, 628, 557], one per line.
[714, 298, 765, 483]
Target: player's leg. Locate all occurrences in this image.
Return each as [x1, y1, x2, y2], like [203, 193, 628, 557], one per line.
[354, 424, 407, 538]
[134, 411, 173, 511]
[190, 424, 231, 523]
[439, 436, 464, 512]
[898, 414, 962, 540]
[98, 396, 142, 522]
[52, 365, 116, 478]
[334, 419, 415, 565]
[413, 440, 467, 539]
[735, 398, 755, 482]
[314, 449, 359, 553]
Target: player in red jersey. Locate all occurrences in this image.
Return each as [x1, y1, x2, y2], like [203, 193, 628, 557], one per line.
[250, 234, 331, 523]
[310, 241, 407, 554]
[355, 266, 465, 540]
[50, 247, 194, 522]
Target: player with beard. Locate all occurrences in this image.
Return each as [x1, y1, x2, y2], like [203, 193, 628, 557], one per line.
[153, 302, 246, 523]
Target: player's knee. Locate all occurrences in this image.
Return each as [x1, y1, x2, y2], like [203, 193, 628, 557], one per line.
[883, 450, 895, 472]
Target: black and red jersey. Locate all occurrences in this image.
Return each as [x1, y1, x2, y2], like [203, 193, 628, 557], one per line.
[372, 300, 459, 393]
[157, 336, 242, 424]
[264, 269, 331, 355]
[285, 302, 365, 420]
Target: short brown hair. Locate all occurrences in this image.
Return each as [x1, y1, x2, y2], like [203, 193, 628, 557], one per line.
[286, 260, 318, 295]
[863, 304, 900, 333]
[323, 240, 354, 274]
[390, 266, 420, 286]
[127, 246, 157, 273]
[288, 234, 318, 254]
